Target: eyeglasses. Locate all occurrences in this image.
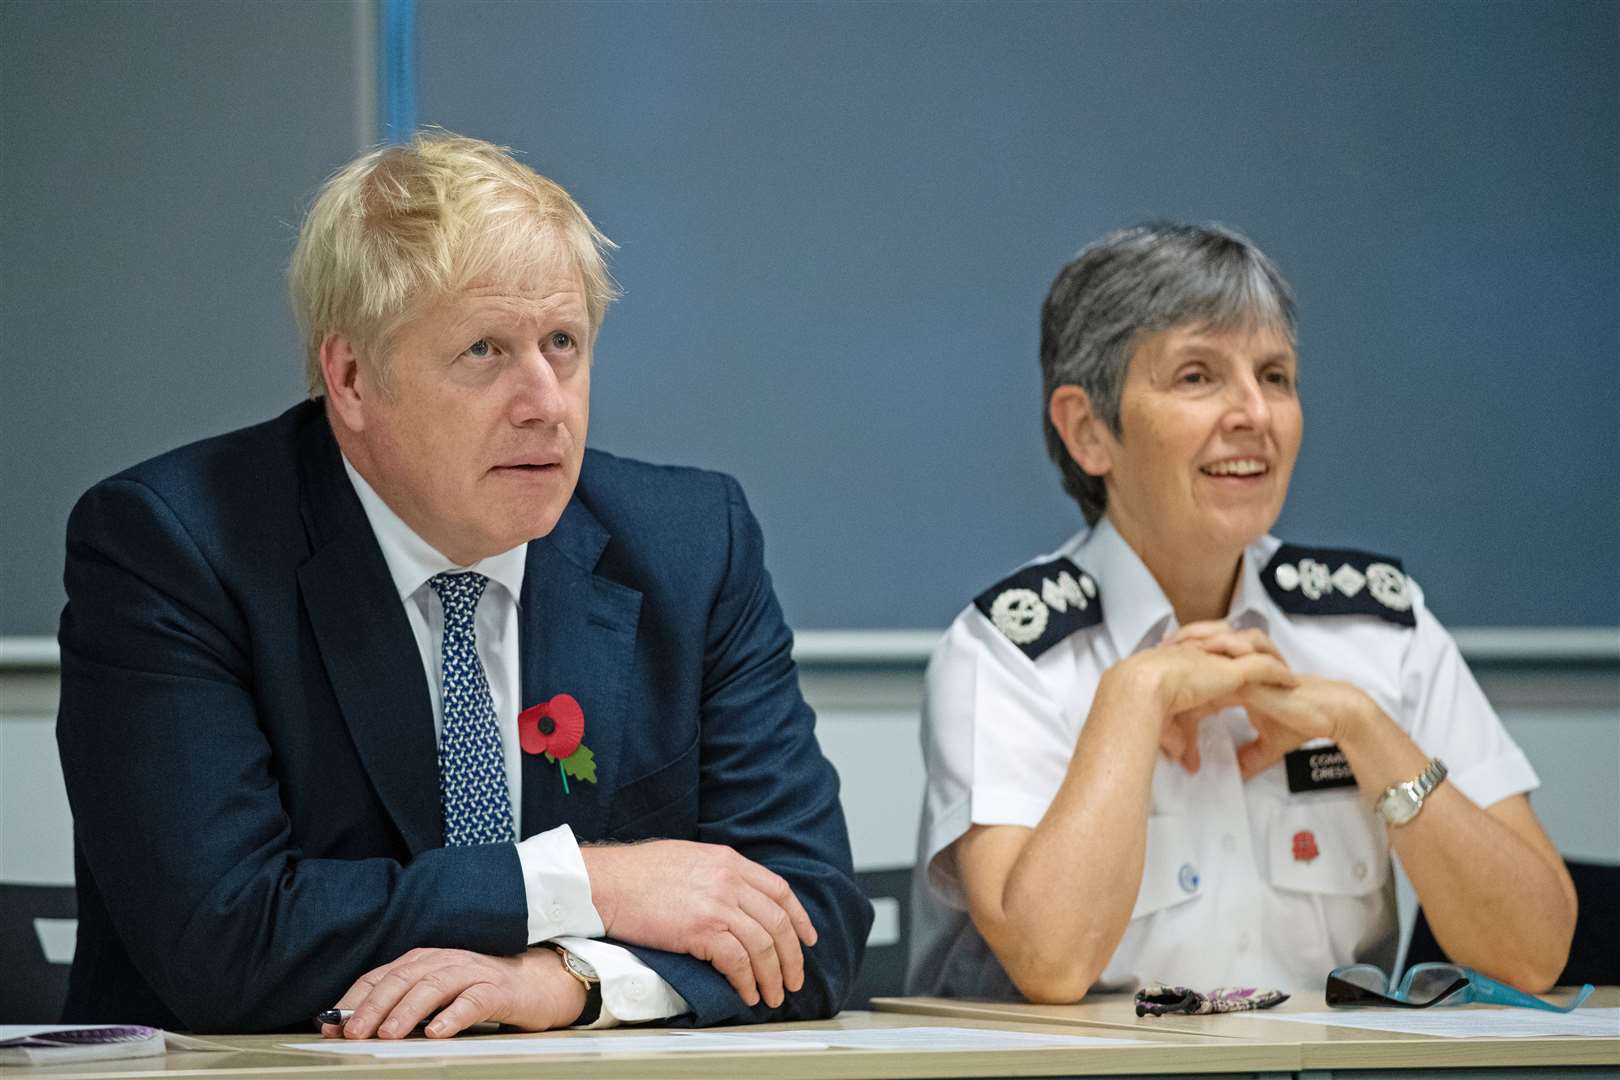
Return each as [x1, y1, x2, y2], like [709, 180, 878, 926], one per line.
[1327, 963, 1594, 1013]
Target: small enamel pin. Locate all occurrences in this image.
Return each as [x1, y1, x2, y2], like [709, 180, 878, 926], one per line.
[518, 693, 596, 794]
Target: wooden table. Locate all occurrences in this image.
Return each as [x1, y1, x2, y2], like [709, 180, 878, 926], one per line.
[873, 988, 1620, 1077]
[13, 993, 1616, 1080]
[4, 1009, 1296, 1080]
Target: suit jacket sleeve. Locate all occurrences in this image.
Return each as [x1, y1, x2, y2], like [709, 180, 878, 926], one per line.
[55, 477, 530, 1032]
[617, 476, 873, 1025]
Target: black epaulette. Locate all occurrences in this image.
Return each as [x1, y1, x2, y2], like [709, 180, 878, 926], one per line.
[1262, 544, 1416, 627]
[973, 557, 1103, 660]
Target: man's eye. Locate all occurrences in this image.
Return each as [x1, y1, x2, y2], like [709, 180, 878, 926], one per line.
[548, 331, 575, 350]
[465, 338, 493, 359]
[1178, 369, 1208, 385]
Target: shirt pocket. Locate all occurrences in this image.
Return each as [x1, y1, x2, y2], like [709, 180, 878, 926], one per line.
[1130, 814, 1205, 919]
[1267, 794, 1389, 897]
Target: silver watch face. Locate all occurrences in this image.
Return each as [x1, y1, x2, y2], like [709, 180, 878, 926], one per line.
[1378, 782, 1422, 826]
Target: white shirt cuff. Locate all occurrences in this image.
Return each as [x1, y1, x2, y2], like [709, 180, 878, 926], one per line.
[554, 936, 690, 1028]
[515, 824, 606, 943]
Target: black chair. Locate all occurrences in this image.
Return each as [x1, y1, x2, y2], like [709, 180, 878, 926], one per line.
[848, 867, 912, 1007]
[0, 883, 76, 1022]
[1406, 859, 1620, 985]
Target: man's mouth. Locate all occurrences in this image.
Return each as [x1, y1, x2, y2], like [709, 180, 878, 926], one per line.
[1199, 458, 1268, 477]
[492, 460, 561, 474]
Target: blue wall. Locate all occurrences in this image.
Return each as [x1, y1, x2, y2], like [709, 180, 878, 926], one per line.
[416, 0, 1619, 628]
[2, 0, 1616, 634]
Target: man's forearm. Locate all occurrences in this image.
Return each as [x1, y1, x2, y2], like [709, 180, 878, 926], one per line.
[618, 857, 868, 1027]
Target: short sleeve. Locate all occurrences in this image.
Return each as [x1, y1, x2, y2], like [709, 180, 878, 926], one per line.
[1400, 582, 1538, 809]
[917, 608, 1078, 910]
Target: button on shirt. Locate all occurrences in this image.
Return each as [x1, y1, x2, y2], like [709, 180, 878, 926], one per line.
[343, 458, 687, 1025]
[908, 517, 1539, 998]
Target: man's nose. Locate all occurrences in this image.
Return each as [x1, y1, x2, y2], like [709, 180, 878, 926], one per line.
[509, 350, 564, 424]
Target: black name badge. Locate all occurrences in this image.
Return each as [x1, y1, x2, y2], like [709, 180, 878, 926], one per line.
[1285, 744, 1357, 793]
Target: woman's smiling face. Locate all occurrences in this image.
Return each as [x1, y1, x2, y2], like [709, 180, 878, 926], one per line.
[1096, 321, 1302, 562]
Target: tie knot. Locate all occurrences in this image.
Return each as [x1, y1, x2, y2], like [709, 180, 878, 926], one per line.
[429, 571, 489, 625]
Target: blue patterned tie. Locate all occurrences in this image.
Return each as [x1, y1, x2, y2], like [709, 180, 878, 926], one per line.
[429, 572, 515, 846]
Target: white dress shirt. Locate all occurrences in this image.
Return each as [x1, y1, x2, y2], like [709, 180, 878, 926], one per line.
[910, 516, 1538, 998]
[342, 456, 687, 1025]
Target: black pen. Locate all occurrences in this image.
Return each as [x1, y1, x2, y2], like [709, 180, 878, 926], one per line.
[315, 1009, 499, 1033]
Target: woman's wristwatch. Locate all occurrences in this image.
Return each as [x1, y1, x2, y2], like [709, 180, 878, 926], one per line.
[546, 943, 602, 1026]
[1375, 758, 1448, 827]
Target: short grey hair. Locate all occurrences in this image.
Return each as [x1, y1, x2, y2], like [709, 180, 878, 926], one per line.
[1040, 222, 1297, 524]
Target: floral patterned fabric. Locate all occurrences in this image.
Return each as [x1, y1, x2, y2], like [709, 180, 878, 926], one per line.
[1135, 983, 1290, 1016]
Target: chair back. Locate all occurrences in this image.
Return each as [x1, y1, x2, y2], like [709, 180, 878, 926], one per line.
[849, 867, 912, 1006]
[0, 882, 76, 1022]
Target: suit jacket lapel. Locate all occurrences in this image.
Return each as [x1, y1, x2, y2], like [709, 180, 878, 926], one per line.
[519, 496, 642, 843]
[294, 413, 441, 856]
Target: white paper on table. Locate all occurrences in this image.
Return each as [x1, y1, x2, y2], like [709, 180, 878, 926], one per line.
[742, 1027, 1146, 1050]
[1235, 1007, 1620, 1039]
[281, 1034, 830, 1057]
[282, 1025, 1149, 1058]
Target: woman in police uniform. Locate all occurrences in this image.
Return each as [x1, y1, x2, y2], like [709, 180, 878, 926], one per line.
[908, 223, 1576, 1002]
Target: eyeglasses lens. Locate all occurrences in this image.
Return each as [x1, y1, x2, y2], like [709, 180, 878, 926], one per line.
[1336, 965, 1392, 993]
[1405, 965, 1469, 1004]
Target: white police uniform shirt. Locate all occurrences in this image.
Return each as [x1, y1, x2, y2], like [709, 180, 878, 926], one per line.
[908, 516, 1539, 998]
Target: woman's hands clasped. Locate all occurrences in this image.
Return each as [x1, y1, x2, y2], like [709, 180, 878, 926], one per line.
[1153, 620, 1380, 779]
[1121, 623, 1294, 773]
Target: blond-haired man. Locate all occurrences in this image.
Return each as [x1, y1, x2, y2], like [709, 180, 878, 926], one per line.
[56, 132, 870, 1035]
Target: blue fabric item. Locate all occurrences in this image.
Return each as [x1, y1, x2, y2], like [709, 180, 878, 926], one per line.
[381, 0, 416, 142]
[54, 399, 871, 1032]
[428, 572, 514, 846]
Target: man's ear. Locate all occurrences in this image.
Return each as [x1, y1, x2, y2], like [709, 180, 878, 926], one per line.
[1048, 385, 1113, 478]
[320, 333, 368, 433]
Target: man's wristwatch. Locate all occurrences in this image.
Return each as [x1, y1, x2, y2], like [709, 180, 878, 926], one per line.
[1375, 758, 1448, 827]
[547, 944, 602, 1026]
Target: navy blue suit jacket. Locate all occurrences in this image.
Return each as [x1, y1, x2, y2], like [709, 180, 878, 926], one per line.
[56, 400, 870, 1031]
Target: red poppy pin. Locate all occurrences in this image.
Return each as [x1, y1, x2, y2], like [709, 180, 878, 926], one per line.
[518, 693, 596, 794]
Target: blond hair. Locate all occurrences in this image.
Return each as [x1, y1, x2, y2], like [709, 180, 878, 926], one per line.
[289, 130, 618, 396]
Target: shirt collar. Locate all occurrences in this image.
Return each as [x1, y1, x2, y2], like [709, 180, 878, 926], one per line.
[1081, 516, 1274, 656]
[1081, 516, 1177, 657]
[340, 454, 528, 604]
[1228, 536, 1277, 634]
